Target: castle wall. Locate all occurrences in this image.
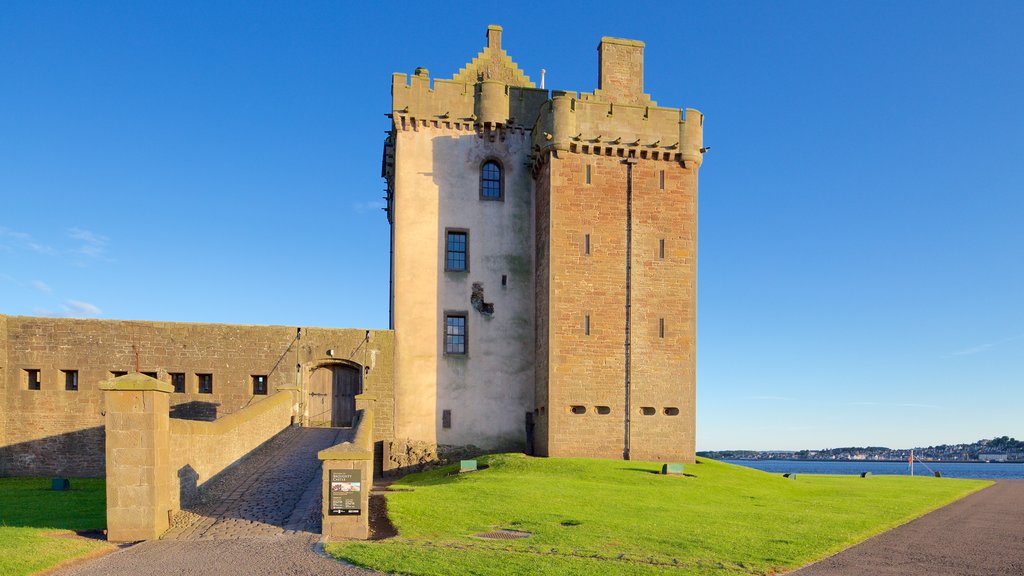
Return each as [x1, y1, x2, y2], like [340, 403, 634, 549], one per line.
[391, 120, 536, 451]
[0, 315, 395, 476]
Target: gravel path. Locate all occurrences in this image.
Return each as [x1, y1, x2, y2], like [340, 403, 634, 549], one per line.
[790, 480, 1024, 576]
[56, 426, 383, 576]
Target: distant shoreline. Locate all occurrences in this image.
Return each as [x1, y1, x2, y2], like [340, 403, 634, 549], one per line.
[720, 458, 1024, 464]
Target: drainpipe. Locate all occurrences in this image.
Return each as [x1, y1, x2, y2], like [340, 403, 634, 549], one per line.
[623, 157, 637, 460]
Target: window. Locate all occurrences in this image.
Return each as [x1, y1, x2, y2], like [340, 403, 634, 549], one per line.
[111, 371, 127, 378]
[197, 373, 213, 394]
[584, 314, 591, 336]
[585, 234, 591, 255]
[585, 164, 592, 184]
[480, 160, 503, 200]
[142, 371, 158, 379]
[659, 318, 665, 339]
[63, 370, 78, 391]
[445, 313, 467, 355]
[641, 407, 656, 416]
[446, 230, 468, 271]
[570, 405, 586, 414]
[252, 375, 268, 395]
[659, 169, 665, 190]
[26, 369, 41, 390]
[170, 373, 185, 394]
[596, 406, 611, 415]
[659, 239, 665, 259]
[442, 409, 452, 429]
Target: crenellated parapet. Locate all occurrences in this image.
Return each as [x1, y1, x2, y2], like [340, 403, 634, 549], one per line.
[530, 37, 704, 171]
[389, 26, 548, 131]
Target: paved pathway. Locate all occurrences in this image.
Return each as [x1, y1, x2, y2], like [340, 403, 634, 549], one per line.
[163, 426, 345, 540]
[790, 480, 1024, 576]
[57, 426, 382, 576]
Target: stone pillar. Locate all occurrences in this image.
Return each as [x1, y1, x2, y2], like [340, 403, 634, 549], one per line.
[319, 395, 376, 541]
[100, 373, 173, 542]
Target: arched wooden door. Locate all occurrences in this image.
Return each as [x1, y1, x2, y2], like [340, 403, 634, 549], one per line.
[309, 364, 362, 427]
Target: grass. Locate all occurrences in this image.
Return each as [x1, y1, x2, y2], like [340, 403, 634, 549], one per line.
[327, 455, 991, 575]
[0, 477, 111, 576]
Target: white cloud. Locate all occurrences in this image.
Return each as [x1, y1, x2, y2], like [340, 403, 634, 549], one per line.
[62, 299, 102, 317]
[30, 280, 52, 293]
[0, 226, 53, 254]
[953, 343, 994, 356]
[67, 227, 111, 261]
[352, 200, 387, 214]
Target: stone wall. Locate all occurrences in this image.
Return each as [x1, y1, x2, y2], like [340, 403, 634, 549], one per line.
[169, 390, 295, 510]
[0, 315, 395, 477]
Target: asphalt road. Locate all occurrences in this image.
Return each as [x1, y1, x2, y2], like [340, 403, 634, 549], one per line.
[790, 480, 1024, 576]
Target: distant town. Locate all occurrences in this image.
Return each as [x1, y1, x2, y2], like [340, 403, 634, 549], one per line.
[699, 436, 1024, 462]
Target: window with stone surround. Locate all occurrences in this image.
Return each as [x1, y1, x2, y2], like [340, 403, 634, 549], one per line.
[111, 371, 127, 378]
[197, 373, 213, 394]
[445, 229, 468, 272]
[252, 375, 268, 395]
[171, 372, 185, 394]
[480, 160, 503, 200]
[26, 369, 41, 390]
[63, 370, 78, 391]
[445, 313, 467, 355]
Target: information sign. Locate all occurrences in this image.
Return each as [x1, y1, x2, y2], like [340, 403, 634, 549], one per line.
[328, 469, 362, 515]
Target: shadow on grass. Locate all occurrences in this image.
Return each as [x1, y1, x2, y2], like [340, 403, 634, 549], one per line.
[0, 478, 106, 531]
[619, 467, 698, 478]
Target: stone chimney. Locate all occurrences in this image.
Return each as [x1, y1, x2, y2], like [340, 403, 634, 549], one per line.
[597, 37, 645, 105]
[487, 24, 502, 51]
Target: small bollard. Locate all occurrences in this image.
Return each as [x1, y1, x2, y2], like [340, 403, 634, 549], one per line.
[783, 473, 797, 480]
[460, 459, 477, 473]
[661, 463, 684, 476]
[51, 478, 70, 491]
[934, 471, 942, 478]
[861, 472, 872, 478]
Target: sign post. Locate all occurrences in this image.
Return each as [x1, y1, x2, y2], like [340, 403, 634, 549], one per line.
[328, 469, 363, 516]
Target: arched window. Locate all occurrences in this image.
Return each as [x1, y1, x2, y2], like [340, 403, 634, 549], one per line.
[480, 160, 503, 200]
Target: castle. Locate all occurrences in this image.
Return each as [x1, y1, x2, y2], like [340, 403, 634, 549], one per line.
[0, 26, 703, 478]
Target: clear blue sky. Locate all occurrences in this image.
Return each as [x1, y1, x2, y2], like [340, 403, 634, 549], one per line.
[2, 1, 1022, 451]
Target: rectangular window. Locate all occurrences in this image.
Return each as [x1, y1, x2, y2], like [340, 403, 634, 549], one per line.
[63, 370, 78, 391]
[446, 230, 468, 272]
[585, 164, 592, 184]
[111, 371, 127, 378]
[142, 371, 158, 379]
[197, 373, 213, 394]
[26, 369, 41, 390]
[585, 314, 591, 336]
[659, 239, 665, 259]
[501, 274, 507, 287]
[585, 233, 591, 256]
[442, 409, 452, 429]
[171, 373, 185, 394]
[252, 375, 268, 395]
[445, 313, 467, 355]
[660, 318, 665, 339]
[659, 169, 665, 190]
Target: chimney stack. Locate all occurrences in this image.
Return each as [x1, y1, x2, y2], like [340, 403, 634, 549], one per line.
[597, 37, 645, 104]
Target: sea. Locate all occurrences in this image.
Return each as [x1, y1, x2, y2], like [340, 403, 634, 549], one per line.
[722, 459, 1024, 480]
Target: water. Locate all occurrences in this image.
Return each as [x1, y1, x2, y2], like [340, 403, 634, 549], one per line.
[722, 459, 1024, 480]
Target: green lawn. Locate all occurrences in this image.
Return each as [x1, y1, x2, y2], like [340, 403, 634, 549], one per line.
[0, 478, 111, 576]
[327, 455, 991, 575]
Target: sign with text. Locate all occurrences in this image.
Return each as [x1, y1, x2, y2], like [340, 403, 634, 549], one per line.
[328, 469, 362, 516]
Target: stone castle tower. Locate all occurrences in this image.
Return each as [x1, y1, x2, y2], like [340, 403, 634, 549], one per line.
[383, 25, 703, 461]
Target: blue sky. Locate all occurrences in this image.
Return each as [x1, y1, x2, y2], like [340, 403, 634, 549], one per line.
[2, 1, 1022, 451]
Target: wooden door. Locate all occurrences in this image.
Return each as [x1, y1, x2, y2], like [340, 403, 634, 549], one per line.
[308, 367, 333, 427]
[332, 366, 361, 427]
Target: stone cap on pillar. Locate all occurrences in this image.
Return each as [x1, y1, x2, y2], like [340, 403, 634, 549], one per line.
[99, 372, 174, 393]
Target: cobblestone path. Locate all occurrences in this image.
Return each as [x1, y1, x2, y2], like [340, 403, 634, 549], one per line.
[58, 426, 382, 576]
[162, 426, 350, 540]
